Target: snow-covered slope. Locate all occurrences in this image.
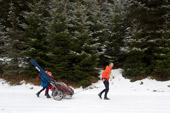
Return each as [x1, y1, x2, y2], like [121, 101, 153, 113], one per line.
[0, 69, 170, 113]
[89, 69, 170, 93]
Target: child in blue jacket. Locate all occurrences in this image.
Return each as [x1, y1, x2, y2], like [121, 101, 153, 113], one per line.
[36, 70, 51, 98]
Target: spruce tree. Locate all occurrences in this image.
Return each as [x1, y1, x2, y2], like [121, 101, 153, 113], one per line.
[104, 0, 127, 67]
[66, 0, 99, 87]
[21, 0, 49, 77]
[0, 20, 8, 75]
[123, 0, 170, 80]
[46, 0, 73, 80]
[95, 0, 115, 66]
[4, 2, 25, 79]
[153, 9, 170, 80]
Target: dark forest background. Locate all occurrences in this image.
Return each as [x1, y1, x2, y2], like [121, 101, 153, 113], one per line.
[0, 0, 169, 87]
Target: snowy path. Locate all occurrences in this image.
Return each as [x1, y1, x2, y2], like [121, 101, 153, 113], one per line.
[0, 69, 170, 113]
[0, 89, 170, 113]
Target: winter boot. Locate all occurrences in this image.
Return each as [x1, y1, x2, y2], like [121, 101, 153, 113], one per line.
[104, 97, 110, 100]
[98, 93, 102, 99]
[46, 94, 51, 98]
[36, 92, 40, 97]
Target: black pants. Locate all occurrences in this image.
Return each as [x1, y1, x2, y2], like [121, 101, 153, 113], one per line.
[38, 86, 49, 95]
[99, 80, 109, 98]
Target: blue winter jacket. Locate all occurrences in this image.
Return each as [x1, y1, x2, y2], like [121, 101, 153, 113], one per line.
[40, 74, 48, 87]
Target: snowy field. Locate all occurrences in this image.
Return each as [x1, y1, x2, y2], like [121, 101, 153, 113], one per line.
[0, 69, 170, 113]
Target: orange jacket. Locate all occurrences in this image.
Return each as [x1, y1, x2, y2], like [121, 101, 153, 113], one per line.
[102, 66, 112, 80]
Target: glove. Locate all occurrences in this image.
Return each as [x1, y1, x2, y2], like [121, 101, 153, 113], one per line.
[110, 75, 113, 81]
[110, 73, 114, 81]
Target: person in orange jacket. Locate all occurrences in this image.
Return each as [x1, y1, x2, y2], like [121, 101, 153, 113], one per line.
[98, 62, 114, 100]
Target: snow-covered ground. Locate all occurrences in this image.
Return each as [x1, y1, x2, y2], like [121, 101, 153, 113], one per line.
[0, 69, 170, 113]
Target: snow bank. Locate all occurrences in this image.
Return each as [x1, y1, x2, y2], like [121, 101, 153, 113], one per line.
[87, 69, 170, 93]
